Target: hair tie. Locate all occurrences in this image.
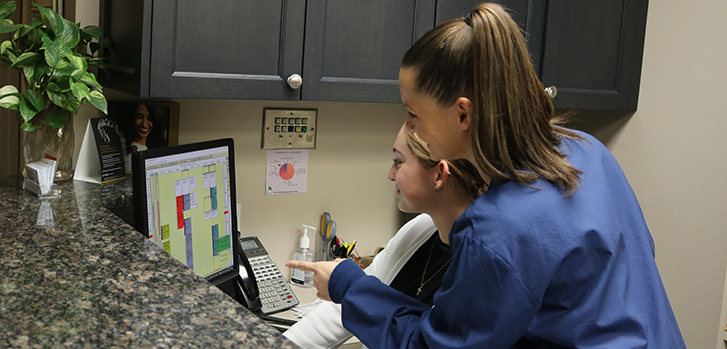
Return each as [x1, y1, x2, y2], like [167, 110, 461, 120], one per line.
[463, 12, 473, 27]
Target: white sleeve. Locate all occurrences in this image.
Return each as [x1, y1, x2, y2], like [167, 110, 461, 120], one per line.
[283, 301, 352, 349]
[283, 213, 436, 348]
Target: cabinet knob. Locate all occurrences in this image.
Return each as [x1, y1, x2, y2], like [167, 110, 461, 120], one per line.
[287, 74, 303, 89]
[545, 86, 558, 98]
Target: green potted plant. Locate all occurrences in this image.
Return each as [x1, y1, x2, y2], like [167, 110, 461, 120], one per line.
[0, 1, 108, 181]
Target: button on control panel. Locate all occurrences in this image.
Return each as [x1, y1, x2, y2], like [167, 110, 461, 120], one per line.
[262, 109, 317, 149]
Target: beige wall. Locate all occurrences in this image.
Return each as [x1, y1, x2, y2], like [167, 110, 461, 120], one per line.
[608, 1, 727, 348]
[175, 99, 408, 266]
[74, 0, 727, 347]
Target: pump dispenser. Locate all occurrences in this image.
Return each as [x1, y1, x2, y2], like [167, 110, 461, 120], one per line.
[291, 225, 315, 287]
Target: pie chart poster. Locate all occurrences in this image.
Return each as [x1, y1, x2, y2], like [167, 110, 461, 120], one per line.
[266, 149, 308, 195]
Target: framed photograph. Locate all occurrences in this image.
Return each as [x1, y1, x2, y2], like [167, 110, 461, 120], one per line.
[107, 100, 180, 174]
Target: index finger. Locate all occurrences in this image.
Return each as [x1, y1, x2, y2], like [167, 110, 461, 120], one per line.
[286, 260, 316, 271]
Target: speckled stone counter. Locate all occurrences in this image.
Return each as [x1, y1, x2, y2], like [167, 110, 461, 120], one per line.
[0, 176, 298, 348]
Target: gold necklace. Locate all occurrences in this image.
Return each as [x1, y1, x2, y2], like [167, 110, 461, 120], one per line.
[417, 238, 453, 296]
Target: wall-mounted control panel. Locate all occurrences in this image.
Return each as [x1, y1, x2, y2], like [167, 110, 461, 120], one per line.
[262, 108, 317, 149]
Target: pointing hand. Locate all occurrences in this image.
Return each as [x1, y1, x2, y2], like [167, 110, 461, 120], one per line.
[286, 259, 345, 301]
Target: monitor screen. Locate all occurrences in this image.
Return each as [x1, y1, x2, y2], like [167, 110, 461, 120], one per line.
[132, 138, 239, 285]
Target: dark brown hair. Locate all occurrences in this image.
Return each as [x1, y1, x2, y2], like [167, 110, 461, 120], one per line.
[402, 3, 583, 195]
[406, 132, 485, 201]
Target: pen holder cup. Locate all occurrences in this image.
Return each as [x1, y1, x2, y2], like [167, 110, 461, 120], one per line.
[318, 238, 337, 262]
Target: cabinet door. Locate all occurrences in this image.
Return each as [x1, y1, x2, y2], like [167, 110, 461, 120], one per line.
[301, 0, 436, 103]
[148, 0, 306, 99]
[435, 0, 546, 73]
[540, 0, 648, 111]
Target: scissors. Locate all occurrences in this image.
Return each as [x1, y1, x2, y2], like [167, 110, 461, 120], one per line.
[320, 212, 336, 260]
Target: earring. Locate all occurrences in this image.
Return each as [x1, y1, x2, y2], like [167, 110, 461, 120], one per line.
[434, 186, 440, 192]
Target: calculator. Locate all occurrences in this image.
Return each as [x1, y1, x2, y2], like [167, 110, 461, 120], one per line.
[239, 236, 299, 314]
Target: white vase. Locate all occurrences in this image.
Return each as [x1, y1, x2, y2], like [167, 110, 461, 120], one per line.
[22, 107, 75, 182]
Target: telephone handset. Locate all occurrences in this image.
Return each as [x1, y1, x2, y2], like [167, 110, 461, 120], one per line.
[235, 247, 262, 312]
[237, 236, 300, 314]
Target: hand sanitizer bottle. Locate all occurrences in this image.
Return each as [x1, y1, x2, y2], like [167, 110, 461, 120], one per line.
[291, 224, 315, 287]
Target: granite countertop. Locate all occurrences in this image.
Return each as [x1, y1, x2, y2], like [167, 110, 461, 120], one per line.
[0, 176, 298, 348]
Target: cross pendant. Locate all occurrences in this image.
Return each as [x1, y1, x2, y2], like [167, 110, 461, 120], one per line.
[417, 286, 422, 295]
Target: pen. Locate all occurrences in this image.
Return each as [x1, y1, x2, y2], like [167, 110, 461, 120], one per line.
[347, 241, 356, 257]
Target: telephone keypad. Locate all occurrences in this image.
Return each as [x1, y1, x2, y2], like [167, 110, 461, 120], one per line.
[249, 255, 299, 314]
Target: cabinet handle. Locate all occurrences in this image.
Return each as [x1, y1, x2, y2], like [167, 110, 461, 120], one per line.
[545, 86, 558, 98]
[287, 74, 303, 89]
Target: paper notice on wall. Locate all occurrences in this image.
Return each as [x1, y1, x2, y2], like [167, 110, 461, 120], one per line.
[266, 149, 308, 195]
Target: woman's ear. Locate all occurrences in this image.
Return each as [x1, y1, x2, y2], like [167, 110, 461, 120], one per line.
[433, 160, 450, 192]
[455, 97, 473, 130]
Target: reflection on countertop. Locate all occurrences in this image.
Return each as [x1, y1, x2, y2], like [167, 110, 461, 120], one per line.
[0, 176, 297, 348]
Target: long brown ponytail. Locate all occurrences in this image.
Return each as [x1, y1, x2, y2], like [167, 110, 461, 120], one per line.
[402, 3, 583, 195]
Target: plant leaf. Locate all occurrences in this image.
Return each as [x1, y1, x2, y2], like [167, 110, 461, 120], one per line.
[42, 34, 71, 69]
[88, 90, 107, 114]
[0, 85, 20, 109]
[17, 26, 43, 51]
[67, 54, 86, 72]
[18, 94, 39, 123]
[23, 64, 37, 86]
[36, 5, 63, 39]
[71, 81, 89, 100]
[47, 108, 69, 128]
[0, 19, 22, 34]
[80, 71, 101, 89]
[28, 24, 44, 41]
[86, 57, 107, 69]
[25, 89, 46, 111]
[79, 30, 92, 45]
[0, 1, 16, 20]
[20, 122, 38, 132]
[70, 68, 83, 81]
[54, 18, 79, 48]
[11, 52, 41, 68]
[30, 64, 50, 87]
[47, 90, 79, 114]
[52, 66, 74, 78]
[46, 82, 61, 93]
[1, 39, 17, 59]
[88, 41, 99, 54]
[14, 24, 30, 41]
[82, 25, 102, 39]
[53, 76, 72, 92]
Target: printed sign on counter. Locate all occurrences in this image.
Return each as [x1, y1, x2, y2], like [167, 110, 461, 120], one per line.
[74, 117, 126, 184]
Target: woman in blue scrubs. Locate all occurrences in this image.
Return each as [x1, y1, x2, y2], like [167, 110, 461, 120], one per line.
[288, 3, 686, 348]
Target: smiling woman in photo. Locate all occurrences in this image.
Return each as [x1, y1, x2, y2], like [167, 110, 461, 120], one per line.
[111, 101, 169, 174]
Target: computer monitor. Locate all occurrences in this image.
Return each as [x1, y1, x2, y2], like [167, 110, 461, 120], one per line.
[131, 138, 239, 286]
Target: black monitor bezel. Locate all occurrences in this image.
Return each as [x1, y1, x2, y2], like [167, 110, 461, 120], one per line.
[131, 138, 240, 286]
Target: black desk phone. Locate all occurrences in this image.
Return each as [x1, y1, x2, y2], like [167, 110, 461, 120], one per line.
[229, 236, 299, 314]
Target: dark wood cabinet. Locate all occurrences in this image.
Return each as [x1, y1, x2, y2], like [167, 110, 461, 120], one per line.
[436, 0, 649, 111]
[303, 0, 435, 102]
[100, 0, 435, 103]
[146, 0, 306, 100]
[101, 0, 648, 110]
[539, 0, 648, 111]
